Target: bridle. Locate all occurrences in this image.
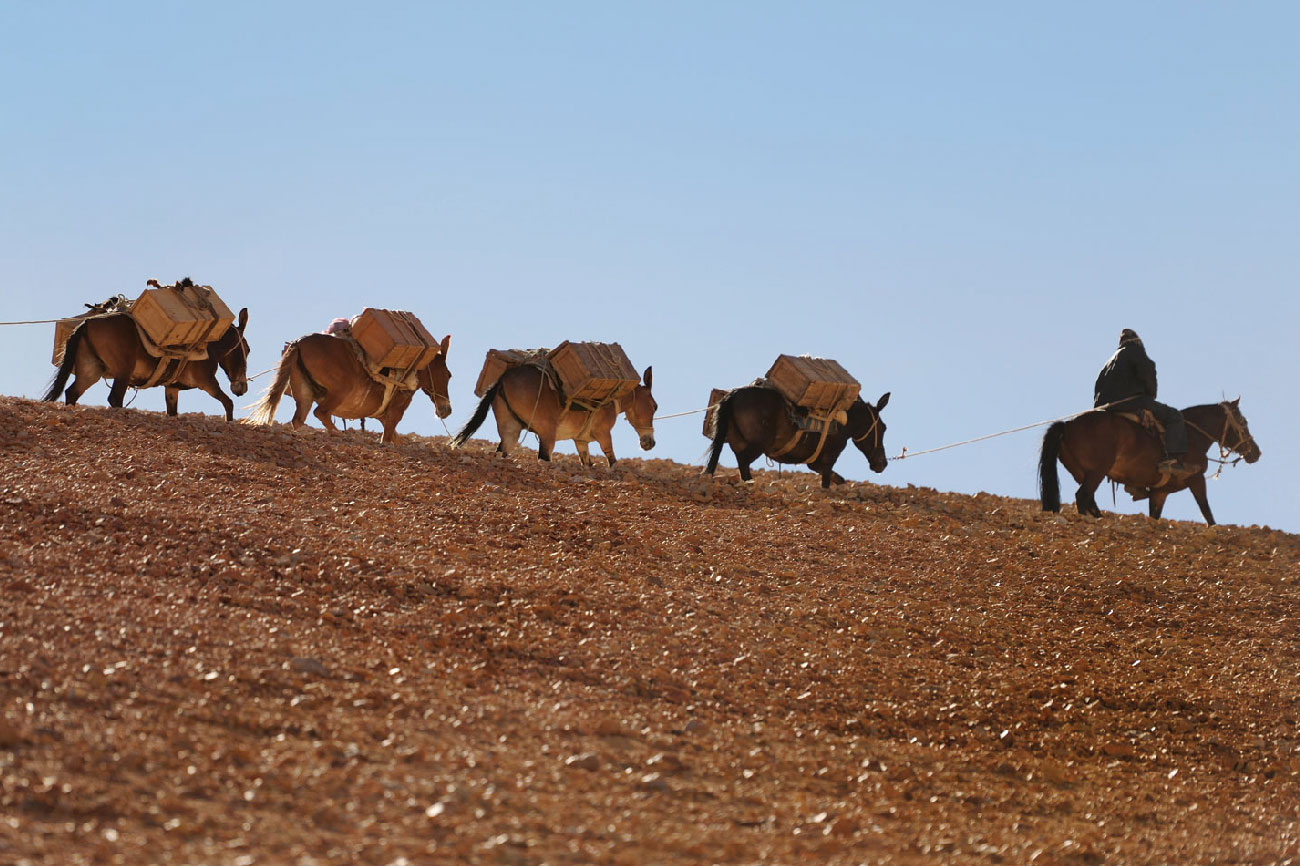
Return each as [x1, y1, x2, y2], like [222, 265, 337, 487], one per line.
[216, 329, 249, 383]
[615, 389, 656, 441]
[852, 409, 881, 449]
[419, 358, 452, 408]
[1186, 402, 1255, 471]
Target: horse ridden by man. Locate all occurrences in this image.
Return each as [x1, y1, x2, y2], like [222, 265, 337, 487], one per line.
[1039, 328, 1261, 525]
[44, 298, 251, 421]
[704, 383, 891, 489]
[451, 362, 657, 466]
[244, 329, 452, 445]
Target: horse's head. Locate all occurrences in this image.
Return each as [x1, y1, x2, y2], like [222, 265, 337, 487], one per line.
[418, 334, 453, 419]
[620, 366, 658, 451]
[1222, 398, 1261, 463]
[848, 391, 890, 473]
[217, 308, 251, 397]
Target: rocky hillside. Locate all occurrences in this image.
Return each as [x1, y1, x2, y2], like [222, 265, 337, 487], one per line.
[1, 396, 1297, 865]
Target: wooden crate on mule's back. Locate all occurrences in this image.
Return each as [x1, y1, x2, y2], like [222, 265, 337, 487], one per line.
[703, 388, 728, 439]
[474, 348, 551, 397]
[52, 318, 83, 366]
[547, 341, 640, 406]
[765, 354, 860, 415]
[352, 309, 441, 371]
[132, 281, 234, 349]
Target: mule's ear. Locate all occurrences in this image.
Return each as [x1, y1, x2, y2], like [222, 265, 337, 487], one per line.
[642, 366, 653, 388]
[876, 391, 890, 411]
[440, 334, 451, 354]
[237, 308, 249, 332]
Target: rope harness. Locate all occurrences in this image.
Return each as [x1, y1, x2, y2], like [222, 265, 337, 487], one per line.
[771, 410, 841, 464]
[505, 358, 637, 450]
[338, 335, 423, 417]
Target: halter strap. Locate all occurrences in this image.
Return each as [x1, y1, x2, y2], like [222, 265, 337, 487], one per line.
[852, 412, 880, 446]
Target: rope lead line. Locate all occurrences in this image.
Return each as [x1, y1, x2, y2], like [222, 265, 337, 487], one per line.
[654, 407, 709, 421]
[0, 318, 66, 326]
[891, 399, 1140, 461]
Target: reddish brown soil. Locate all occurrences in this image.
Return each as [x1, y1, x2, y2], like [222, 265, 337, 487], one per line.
[1, 396, 1297, 865]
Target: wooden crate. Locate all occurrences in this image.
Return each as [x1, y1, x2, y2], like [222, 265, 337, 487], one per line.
[352, 308, 440, 371]
[52, 318, 81, 366]
[132, 283, 234, 348]
[765, 354, 860, 414]
[474, 348, 551, 397]
[547, 341, 640, 405]
[703, 388, 728, 439]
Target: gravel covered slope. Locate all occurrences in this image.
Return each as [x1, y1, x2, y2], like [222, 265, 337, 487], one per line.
[1, 397, 1297, 865]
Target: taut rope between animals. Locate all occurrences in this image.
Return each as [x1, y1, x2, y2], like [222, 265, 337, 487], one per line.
[653, 399, 1205, 467]
[888, 400, 1136, 461]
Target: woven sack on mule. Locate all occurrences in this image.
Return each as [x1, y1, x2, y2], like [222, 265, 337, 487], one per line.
[546, 341, 640, 411]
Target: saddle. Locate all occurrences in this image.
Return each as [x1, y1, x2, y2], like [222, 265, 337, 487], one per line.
[1110, 409, 1187, 500]
[1115, 409, 1163, 435]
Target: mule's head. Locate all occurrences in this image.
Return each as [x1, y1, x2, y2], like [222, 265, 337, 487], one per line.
[1223, 397, 1260, 463]
[218, 308, 251, 397]
[419, 334, 453, 419]
[849, 391, 890, 473]
[621, 365, 658, 451]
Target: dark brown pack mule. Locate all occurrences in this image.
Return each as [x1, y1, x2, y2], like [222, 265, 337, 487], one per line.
[1039, 399, 1260, 525]
[704, 386, 890, 488]
[451, 364, 656, 466]
[244, 333, 451, 444]
[44, 309, 250, 421]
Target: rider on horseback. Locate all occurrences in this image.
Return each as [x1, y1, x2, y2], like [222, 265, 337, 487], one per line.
[1094, 329, 1190, 477]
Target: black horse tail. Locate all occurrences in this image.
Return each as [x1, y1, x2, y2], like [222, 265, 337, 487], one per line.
[703, 393, 734, 476]
[450, 381, 500, 449]
[1039, 421, 1065, 512]
[43, 322, 87, 402]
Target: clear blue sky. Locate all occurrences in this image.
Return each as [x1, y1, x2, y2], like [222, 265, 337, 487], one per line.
[3, 3, 1296, 531]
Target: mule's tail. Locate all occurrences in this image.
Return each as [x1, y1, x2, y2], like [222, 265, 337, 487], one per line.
[243, 342, 297, 425]
[1039, 421, 1065, 512]
[450, 381, 499, 449]
[43, 322, 86, 402]
[703, 393, 734, 475]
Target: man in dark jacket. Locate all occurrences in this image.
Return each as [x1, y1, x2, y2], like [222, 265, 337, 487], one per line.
[1094, 329, 1189, 474]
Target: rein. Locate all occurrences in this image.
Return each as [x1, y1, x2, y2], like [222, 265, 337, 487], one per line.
[1185, 404, 1252, 477]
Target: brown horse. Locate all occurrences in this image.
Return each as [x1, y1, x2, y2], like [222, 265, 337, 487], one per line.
[43, 309, 251, 421]
[1039, 399, 1260, 525]
[704, 386, 891, 488]
[450, 364, 656, 465]
[244, 333, 452, 444]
